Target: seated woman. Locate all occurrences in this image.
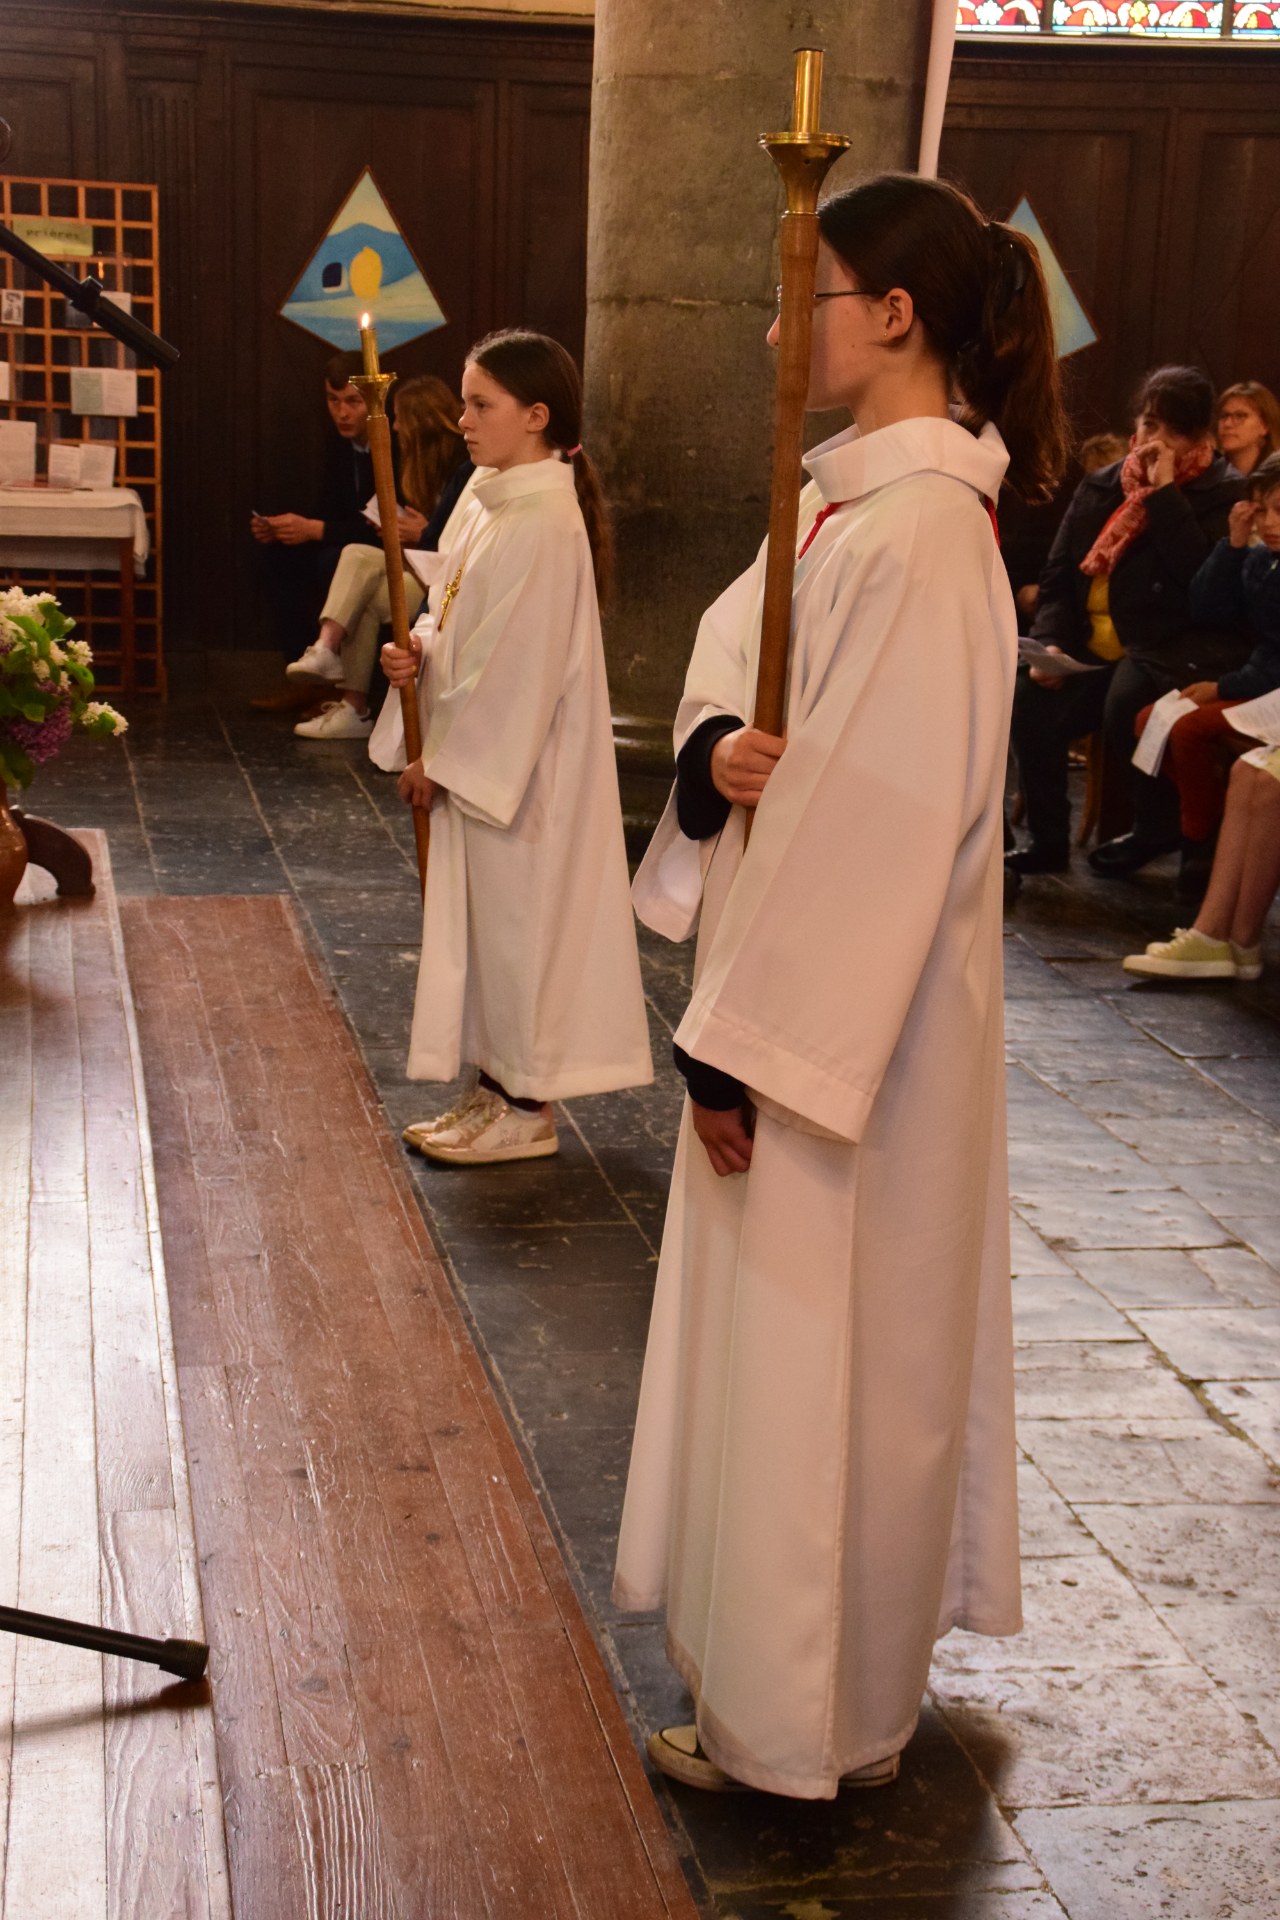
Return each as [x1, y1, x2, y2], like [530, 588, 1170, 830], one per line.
[1215, 380, 1280, 480]
[1137, 453, 1280, 897]
[1122, 747, 1280, 982]
[287, 375, 470, 740]
[1007, 365, 1243, 876]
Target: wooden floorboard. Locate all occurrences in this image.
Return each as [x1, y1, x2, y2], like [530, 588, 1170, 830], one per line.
[122, 892, 699, 1920]
[0, 842, 230, 1920]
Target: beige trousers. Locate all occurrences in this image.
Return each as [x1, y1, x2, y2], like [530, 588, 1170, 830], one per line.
[321, 543, 424, 695]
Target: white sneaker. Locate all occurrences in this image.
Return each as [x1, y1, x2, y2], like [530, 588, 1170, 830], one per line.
[1232, 942, 1264, 982]
[286, 643, 344, 683]
[412, 1088, 558, 1165]
[402, 1085, 487, 1152]
[1122, 927, 1236, 979]
[294, 700, 372, 740]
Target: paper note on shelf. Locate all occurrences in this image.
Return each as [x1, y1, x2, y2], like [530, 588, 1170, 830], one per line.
[78, 442, 117, 489]
[1132, 689, 1198, 777]
[69, 367, 138, 418]
[1017, 637, 1106, 677]
[47, 443, 83, 489]
[363, 492, 381, 529]
[1226, 689, 1280, 749]
[403, 549, 446, 592]
[0, 290, 22, 326]
[64, 291, 132, 330]
[0, 419, 37, 487]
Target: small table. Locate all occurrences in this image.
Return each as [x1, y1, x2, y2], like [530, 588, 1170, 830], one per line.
[0, 486, 150, 693]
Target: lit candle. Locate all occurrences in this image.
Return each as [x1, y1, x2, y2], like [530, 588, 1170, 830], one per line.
[360, 310, 380, 377]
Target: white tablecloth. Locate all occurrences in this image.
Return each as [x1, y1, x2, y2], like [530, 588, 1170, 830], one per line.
[0, 487, 150, 570]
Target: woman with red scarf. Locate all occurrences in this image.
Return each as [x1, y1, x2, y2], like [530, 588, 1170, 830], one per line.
[1007, 366, 1244, 877]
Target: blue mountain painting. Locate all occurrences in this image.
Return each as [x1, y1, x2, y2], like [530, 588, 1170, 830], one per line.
[280, 172, 446, 353]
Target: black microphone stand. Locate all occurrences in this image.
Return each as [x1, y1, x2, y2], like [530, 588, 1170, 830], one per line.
[1, 142, 201, 1680]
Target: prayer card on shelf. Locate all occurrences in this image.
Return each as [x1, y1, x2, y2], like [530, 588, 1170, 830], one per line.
[68, 366, 138, 418]
[0, 419, 37, 488]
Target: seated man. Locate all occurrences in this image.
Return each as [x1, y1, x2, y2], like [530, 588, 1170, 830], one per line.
[250, 352, 390, 705]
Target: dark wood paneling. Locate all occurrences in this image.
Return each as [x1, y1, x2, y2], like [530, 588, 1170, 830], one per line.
[0, 0, 592, 663]
[945, 43, 1280, 437]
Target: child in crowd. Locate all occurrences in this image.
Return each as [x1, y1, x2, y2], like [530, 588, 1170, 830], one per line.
[287, 376, 470, 739]
[376, 330, 652, 1165]
[1134, 451, 1280, 893]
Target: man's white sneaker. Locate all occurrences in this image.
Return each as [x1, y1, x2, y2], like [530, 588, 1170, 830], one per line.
[1122, 927, 1236, 979]
[1232, 942, 1264, 982]
[286, 643, 344, 683]
[294, 700, 372, 740]
[413, 1088, 558, 1165]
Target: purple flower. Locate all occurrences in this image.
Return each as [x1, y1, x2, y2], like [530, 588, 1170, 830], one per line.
[4, 701, 73, 764]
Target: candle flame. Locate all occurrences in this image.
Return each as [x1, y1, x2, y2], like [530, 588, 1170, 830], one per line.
[361, 312, 370, 329]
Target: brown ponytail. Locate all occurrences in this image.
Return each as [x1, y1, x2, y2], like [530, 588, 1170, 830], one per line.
[467, 328, 614, 604]
[818, 175, 1069, 504]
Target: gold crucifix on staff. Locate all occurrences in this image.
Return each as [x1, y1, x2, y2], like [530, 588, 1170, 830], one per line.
[352, 313, 431, 898]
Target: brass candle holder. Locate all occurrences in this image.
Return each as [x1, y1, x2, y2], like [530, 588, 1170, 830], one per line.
[353, 331, 430, 896]
[749, 51, 850, 797]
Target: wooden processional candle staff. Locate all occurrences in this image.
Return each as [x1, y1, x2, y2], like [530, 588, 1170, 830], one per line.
[748, 50, 850, 842]
[354, 315, 431, 898]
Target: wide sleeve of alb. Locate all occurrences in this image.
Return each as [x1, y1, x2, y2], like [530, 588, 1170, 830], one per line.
[674, 485, 1010, 1143]
[421, 512, 586, 830]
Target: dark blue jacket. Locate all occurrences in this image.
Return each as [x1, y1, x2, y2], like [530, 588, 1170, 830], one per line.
[1188, 539, 1280, 700]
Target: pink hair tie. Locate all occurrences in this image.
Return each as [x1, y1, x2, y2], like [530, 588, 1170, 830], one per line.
[565, 443, 583, 458]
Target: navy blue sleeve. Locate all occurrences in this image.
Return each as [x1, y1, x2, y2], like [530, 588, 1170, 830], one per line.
[1218, 550, 1280, 701]
[1189, 539, 1249, 632]
[673, 1042, 746, 1110]
[676, 714, 744, 840]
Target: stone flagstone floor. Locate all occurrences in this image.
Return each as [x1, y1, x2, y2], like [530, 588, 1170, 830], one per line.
[24, 697, 1280, 1919]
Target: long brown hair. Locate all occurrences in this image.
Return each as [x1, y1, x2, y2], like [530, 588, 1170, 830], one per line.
[817, 174, 1069, 504]
[393, 374, 466, 517]
[1216, 380, 1280, 463]
[467, 329, 613, 603]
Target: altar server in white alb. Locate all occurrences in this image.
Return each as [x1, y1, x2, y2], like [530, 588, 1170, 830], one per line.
[615, 174, 1068, 1797]
[377, 330, 652, 1164]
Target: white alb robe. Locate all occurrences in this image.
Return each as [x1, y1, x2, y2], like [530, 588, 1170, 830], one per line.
[371, 457, 652, 1100]
[614, 417, 1021, 1798]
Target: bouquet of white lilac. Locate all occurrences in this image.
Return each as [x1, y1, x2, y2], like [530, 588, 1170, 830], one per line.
[0, 588, 127, 790]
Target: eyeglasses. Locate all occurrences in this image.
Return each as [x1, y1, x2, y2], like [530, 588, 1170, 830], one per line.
[773, 287, 880, 311]
[1218, 410, 1259, 426]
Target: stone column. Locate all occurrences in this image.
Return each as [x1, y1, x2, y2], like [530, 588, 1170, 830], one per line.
[585, 0, 935, 729]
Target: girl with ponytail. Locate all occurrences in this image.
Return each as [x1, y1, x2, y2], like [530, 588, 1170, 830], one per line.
[375, 328, 651, 1164]
[617, 174, 1066, 1798]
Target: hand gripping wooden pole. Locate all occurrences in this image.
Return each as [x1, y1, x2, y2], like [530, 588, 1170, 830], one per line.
[352, 370, 431, 898]
[748, 51, 849, 840]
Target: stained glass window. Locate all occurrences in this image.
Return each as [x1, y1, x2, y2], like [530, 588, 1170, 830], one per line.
[1053, 2, 1222, 29]
[956, 2, 1042, 26]
[1234, 2, 1280, 31]
[957, 0, 1279, 29]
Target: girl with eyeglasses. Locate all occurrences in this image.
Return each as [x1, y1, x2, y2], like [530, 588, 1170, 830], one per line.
[615, 173, 1068, 1798]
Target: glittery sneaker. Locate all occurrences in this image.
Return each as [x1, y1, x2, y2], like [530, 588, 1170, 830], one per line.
[402, 1084, 487, 1152]
[286, 642, 344, 683]
[1232, 942, 1264, 982]
[1122, 927, 1236, 980]
[412, 1088, 558, 1165]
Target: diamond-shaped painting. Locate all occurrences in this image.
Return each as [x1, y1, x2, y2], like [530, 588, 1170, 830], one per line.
[280, 170, 446, 353]
[1004, 196, 1098, 360]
